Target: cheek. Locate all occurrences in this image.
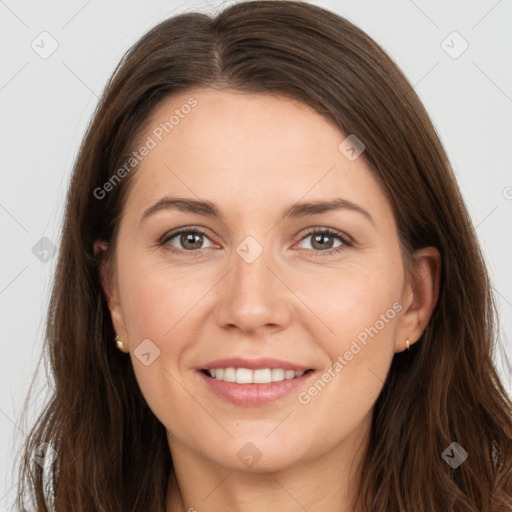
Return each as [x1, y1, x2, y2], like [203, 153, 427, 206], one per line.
[118, 264, 204, 426]
[295, 277, 400, 446]
[294, 259, 402, 405]
[119, 260, 210, 348]
[297, 263, 402, 348]
[117, 260, 217, 414]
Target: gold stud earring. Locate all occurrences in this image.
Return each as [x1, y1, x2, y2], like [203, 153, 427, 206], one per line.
[405, 337, 410, 351]
[115, 334, 127, 352]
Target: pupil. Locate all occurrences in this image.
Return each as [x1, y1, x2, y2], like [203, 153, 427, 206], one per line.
[312, 233, 333, 250]
[182, 233, 202, 250]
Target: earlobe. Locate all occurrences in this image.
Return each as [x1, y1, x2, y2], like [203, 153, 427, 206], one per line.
[395, 246, 441, 352]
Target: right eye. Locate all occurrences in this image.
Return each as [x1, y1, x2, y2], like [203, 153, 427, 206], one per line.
[160, 227, 216, 255]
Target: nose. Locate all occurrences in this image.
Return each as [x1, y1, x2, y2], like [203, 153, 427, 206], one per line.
[214, 238, 293, 334]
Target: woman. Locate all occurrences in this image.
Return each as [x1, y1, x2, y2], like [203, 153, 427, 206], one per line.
[16, 1, 512, 511]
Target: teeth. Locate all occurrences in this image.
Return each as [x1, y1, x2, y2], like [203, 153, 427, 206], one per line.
[206, 367, 307, 383]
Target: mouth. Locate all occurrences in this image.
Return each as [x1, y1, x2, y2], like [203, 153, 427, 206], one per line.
[196, 367, 316, 406]
[200, 367, 315, 384]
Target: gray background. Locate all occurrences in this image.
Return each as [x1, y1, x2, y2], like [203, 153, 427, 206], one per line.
[1, 0, 511, 508]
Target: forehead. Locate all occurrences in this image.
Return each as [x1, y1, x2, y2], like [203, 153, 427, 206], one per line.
[138, 87, 341, 163]
[122, 88, 392, 228]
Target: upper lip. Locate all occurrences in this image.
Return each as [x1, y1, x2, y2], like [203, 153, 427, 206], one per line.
[198, 357, 313, 372]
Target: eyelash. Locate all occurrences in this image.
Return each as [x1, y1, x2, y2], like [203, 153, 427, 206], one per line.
[159, 226, 352, 257]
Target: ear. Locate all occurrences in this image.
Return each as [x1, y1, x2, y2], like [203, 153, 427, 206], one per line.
[394, 246, 441, 353]
[94, 240, 129, 352]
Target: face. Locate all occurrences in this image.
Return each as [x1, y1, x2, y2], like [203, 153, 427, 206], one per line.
[98, 88, 430, 474]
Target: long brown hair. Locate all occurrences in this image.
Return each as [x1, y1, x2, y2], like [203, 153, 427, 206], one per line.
[15, 1, 512, 510]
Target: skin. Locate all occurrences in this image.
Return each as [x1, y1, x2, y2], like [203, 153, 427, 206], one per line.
[95, 88, 440, 512]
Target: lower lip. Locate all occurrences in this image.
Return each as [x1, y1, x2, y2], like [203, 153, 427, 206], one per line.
[197, 370, 315, 406]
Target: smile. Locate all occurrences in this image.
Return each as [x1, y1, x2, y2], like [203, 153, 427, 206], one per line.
[202, 367, 313, 383]
[197, 368, 316, 406]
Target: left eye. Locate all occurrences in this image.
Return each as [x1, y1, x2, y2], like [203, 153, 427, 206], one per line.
[297, 230, 345, 251]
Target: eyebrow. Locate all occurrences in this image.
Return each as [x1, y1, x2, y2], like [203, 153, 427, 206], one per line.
[140, 196, 375, 226]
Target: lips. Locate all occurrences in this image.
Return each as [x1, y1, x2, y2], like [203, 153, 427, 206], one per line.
[196, 367, 316, 406]
[193, 356, 316, 406]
